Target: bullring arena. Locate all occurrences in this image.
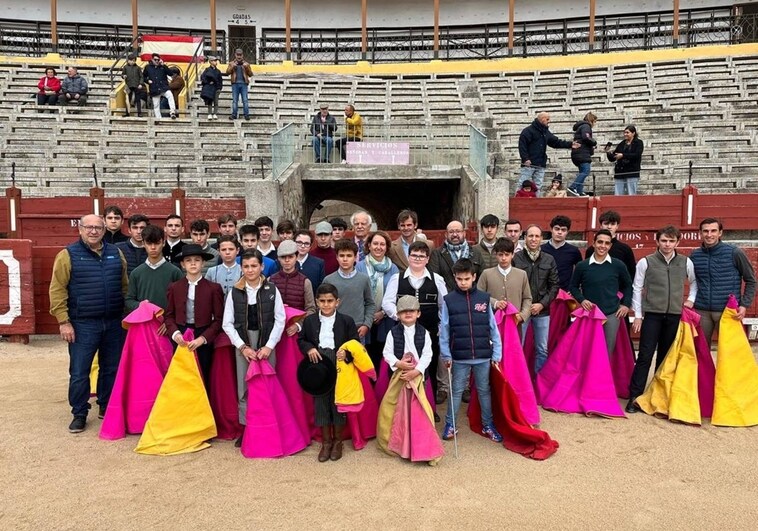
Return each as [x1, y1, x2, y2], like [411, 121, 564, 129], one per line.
[1, 1, 758, 529]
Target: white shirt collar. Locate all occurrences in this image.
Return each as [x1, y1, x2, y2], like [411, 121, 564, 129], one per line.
[589, 253, 612, 265]
[187, 276, 202, 286]
[298, 254, 308, 265]
[403, 267, 431, 280]
[319, 311, 336, 323]
[145, 257, 166, 270]
[497, 265, 512, 277]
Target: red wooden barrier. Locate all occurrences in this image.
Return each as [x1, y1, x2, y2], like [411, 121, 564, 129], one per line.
[0, 239, 35, 341]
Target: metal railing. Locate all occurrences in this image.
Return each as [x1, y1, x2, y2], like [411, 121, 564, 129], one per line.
[272, 123, 296, 179]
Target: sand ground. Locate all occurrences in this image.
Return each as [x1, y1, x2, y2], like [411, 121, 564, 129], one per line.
[1, 338, 756, 531]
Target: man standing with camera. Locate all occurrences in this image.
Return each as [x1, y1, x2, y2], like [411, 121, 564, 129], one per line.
[226, 48, 252, 120]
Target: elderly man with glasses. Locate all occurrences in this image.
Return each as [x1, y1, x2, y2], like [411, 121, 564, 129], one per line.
[49, 214, 128, 434]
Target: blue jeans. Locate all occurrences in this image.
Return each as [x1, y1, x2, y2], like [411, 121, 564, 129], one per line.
[615, 178, 639, 195]
[312, 136, 334, 162]
[519, 166, 546, 196]
[68, 317, 123, 418]
[527, 315, 551, 373]
[570, 162, 591, 194]
[231, 83, 249, 118]
[445, 361, 493, 427]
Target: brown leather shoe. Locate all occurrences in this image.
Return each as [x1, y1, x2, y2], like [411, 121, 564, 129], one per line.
[318, 427, 332, 462]
[330, 425, 344, 461]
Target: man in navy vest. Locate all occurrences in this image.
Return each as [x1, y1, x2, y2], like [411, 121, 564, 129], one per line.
[690, 218, 756, 347]
[50, 214, 128, 433]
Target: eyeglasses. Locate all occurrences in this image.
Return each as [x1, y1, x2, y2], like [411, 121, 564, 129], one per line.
[81, 225, 105, 233]
[295, 241, 311, 246]
[409, 254, 428, 260]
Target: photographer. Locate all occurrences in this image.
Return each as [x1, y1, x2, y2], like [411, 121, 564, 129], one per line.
[606, 125, 644, 196]
[225, 48, 252, 120]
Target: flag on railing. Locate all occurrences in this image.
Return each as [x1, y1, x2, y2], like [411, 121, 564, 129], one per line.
[140, 35, 204, 63]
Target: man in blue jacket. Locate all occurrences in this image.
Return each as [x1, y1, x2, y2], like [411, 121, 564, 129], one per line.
[60, 67, 88, 106]
[143, 53, 177, 120]
[518, 112, 578, 196]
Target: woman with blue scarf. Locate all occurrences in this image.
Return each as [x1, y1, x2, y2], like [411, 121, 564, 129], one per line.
[357, 231, 399, 374]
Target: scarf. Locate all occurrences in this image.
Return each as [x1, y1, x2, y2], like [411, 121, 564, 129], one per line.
[365, 255, 393, 306]
[527, 249, 540, 262]
[445, 241, 470, 263]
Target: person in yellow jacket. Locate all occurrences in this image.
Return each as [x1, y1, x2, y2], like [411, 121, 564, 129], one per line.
[337, 104, 363, 163]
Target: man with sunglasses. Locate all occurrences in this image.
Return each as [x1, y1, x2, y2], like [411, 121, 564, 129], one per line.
[49, 215, 128, 434]
[143, 53, 177, 120]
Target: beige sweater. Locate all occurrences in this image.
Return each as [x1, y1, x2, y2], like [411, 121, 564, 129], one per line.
[477, 266, 532, 323]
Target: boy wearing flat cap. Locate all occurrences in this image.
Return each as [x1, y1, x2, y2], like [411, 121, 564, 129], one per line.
[298, 283, 359, 462]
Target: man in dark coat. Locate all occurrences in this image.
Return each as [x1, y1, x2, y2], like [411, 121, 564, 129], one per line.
[518, 112, 578, 196]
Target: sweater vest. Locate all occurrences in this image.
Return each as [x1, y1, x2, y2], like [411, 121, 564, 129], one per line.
[66, 239, 124, 320]
[642, 252, 688, 315]
[397, 275, 439, 329]
[691, 242, 742, 311]
[391, 323, 427, 360]
[231, 280, 276, 348]
[444, 288, 492, 361]
[270, 270, 306, 310]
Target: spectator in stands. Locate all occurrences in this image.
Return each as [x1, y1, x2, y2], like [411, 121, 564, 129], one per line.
[50, 214, 127, 433]
[518, 112, 579, 196]
[143, 53, 176, 120]
[294, 229, 325, 295]
[505, 219, 524, 253]
[567, 112, 598, 197]
[36, 67, 61, 107]
[239, 223, 278, 277]
[254, 216, 278, 260]
[430, 220, 484, 292]
[188, 219, 220, 275]
[121, 53, 146, 117]
[607, 125, 644, 196]
[276, 219, 297, 241]
[388, 209, 435, 272]
[477, 214, 499, 270]
[163, 214, 185, 264]
[329, 217, 348, 243]
[103, 205, 128, 244]
[311, 104, 338, 163]
[351, 211, 372, 261]
[310, 221, 339, 275]
[200, 56, 223, 120]
[60, 67, 88, 106]
[168, 67, 185, 116]
[226, 48, 252, 120]
[545, 174, 567, 198]
[116, 214, 150, 276]
[336, 104, 363, 163]
[212, 213, 238, 250]
[691, 218, 756, 347]
[541, 214, 582, 291]
[515, 180, 537, 198]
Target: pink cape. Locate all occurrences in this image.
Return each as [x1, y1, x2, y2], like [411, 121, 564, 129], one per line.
[687, 308, 716, 417]
[388, 378, 445, 462]
[208, 333, 243, 440]
[495, 304, 540, 425]
[275, 306, 318, 442]
[469, 366, 559, 460]
[523, 289, 577, 382]
[610, 320, 636, 399]
[374, 359, 436, 414]
[100, 301, 174, 440]
[240, 359, 309, 458]
[537, 306, 625, 418]
[343, 372, 379, 450]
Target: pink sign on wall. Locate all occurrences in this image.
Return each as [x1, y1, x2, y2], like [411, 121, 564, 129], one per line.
[346, 142, 410, 165]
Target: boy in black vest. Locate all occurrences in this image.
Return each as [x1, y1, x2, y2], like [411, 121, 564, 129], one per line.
[221, 249, 286, 447]
[382, 295, 432, 382]
[440, 259, 503, 443]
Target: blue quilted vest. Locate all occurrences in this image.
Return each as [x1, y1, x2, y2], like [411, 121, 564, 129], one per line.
[391, 323, 427, 360]
[444, 287, 492, 361]
[66, 239, 124, 319]
[690, 241, 742, 311]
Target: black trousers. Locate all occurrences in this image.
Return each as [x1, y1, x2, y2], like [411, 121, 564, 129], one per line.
[628, 312, 680, 398]
[427, 329, 441, 396]
[336, 136, 361, 160]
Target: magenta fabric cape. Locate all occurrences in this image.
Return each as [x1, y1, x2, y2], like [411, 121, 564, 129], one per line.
[522, 289, 577, 382]
[343, 371, 379, 450]
[610, 321, 636, 399]
[537, 306, 625, 418]
[374, 359, 436, 414]
[240, 359, 309, 458]
[683, 307, 716, 417]
[208, 332, 243, 440]
[276, 306, 318, 442]
[496, 304, 540, 425]
[100, 301, 174, 440]
[387, 377, 445, 462]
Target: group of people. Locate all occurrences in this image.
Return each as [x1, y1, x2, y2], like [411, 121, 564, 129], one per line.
[51, 203, 756, 462]
[35, 66, 89, 108]
[518, 112, 645, 197]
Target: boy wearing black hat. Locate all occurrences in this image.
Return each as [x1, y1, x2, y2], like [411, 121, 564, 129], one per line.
[298, 283, 359, 462]
[164, 244, 225, 387]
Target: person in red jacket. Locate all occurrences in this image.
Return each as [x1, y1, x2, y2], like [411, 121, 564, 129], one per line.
[37, 67, 61, 106]
[515, 180, 538, 198]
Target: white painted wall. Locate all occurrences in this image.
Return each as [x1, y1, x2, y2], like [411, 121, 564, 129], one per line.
[0, 0, 749, 30]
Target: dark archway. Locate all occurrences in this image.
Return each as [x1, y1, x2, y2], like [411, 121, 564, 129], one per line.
[302, 178, 459, 230]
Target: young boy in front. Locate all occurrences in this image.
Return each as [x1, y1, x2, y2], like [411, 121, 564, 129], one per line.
[322, 239, 375, 344]
[125, 224, 183, 313]
[440, 258, 503, 443]
[222, 249, 286, 447]
[298, 283, 359, 462]
[205, 234, 242, 296]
